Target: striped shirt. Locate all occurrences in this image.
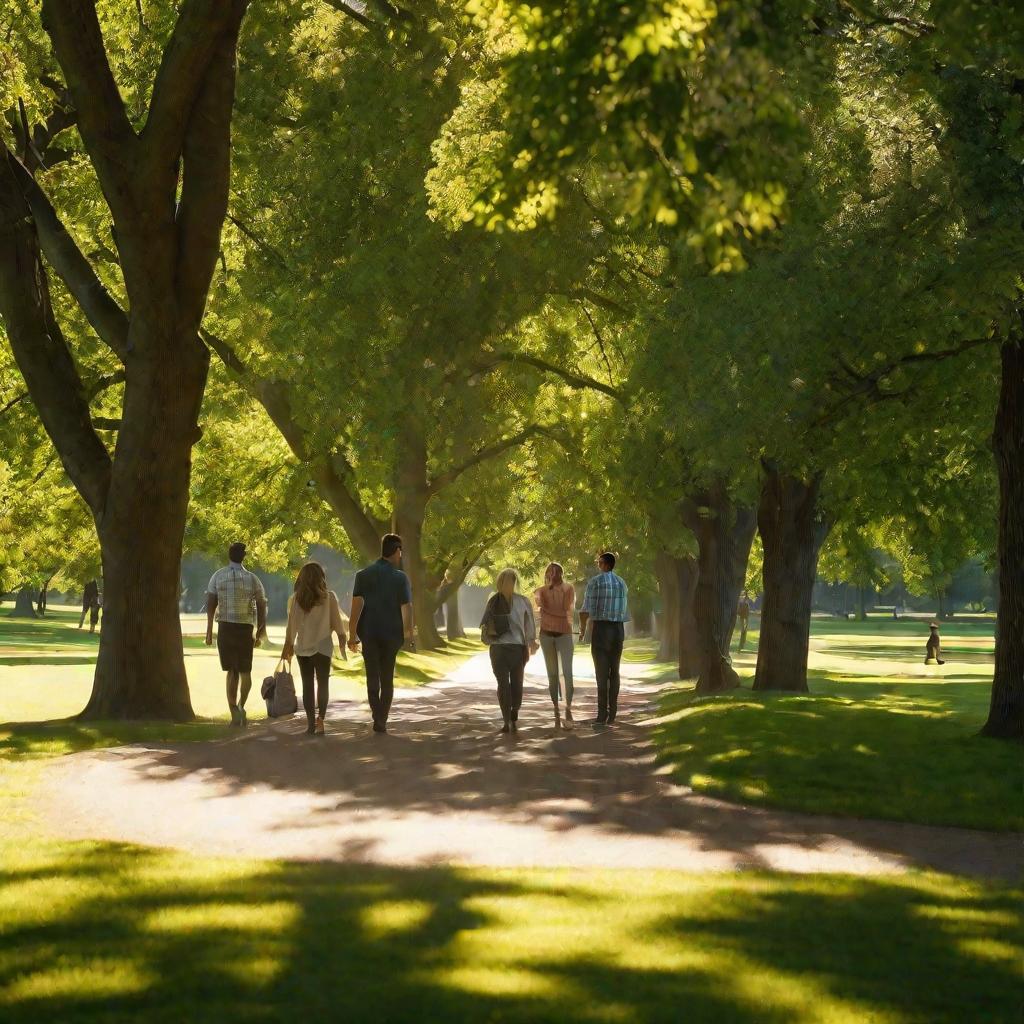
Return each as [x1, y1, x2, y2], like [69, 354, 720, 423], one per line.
[581, 570, 630, 622]
[207, 563, 267, 625]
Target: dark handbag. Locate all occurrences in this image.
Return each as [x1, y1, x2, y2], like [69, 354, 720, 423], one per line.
[481, 593, 512, 640]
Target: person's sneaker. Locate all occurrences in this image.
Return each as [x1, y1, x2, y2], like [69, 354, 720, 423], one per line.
[229, 706, 241, 727]
[305, 722, 316, 736]
[500, 722, 511, 734]
[592, 717, 608, 727]
[372, 721, 387, 733]
[510, 720, 518, 733]
[238, 707, 248, 728]
[315, 718, 325, 736]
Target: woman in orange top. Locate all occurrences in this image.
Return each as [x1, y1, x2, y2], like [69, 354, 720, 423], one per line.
[534, 562, 576, 729]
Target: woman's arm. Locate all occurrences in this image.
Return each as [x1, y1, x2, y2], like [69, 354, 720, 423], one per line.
[523, 598, 538, 653]
[564, 583, 575, 614]
[329, 592, 348, 657]
[282, 598, 296, 660]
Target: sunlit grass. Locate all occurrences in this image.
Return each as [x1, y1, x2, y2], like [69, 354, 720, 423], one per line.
[0, 607, 482, 757]
[645, 618, 1021, 831]
[0, 807, 1019, 1024]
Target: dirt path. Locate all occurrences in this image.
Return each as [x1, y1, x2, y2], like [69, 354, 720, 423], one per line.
[43, 653, 1022, 878]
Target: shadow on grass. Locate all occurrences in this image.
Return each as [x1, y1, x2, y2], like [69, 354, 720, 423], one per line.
[655, 681, 1023, 831]
[0, 842, 1018, 1023]
[0, 719, 227, 760]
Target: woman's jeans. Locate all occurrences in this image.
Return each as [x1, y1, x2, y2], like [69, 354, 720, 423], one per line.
[297, 652, 331, 723]
[539, 631, 574, 705]
[489, 643, 525, 722]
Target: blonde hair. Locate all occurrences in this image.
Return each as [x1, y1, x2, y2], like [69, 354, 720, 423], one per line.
[495, 568, 519, 594]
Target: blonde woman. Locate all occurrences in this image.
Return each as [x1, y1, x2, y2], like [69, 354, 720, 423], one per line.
[480, 568, 538, 733]
[534, 562, 576, 729]
[282, 562, 348, 735]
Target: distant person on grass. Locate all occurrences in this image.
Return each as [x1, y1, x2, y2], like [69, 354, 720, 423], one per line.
[205, 542, 267, 727]
[78, 579, 101, 631]
[736, 591, 751, 651]
[482, 568, 538, 734]
[578, 551, 629, 727]
[283, 562, 348, 736]
[925, 622, 946, 665]
[534, 561, 575, 730]
[348, 534, 413, 734]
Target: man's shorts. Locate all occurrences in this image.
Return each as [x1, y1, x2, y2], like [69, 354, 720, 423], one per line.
[217, 621, 255, 672]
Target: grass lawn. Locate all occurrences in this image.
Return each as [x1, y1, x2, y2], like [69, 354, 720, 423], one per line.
[0, 605, 482, 759]
[0, 612, 1020, 1021]
[647, 616, 1023, 832]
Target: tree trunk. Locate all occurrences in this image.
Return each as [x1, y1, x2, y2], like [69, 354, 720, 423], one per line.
[677, 555, 702, 679]
[654, 549, 680, 662]
[446, 588, 465, 640]
[857, 585, 867, 620]
[753, 465, 831, 693]
[982, 335, 1023, 740]
[682, 484, 757, 694]
[83, 338, 208, 720]
[12, 586, 37, 617]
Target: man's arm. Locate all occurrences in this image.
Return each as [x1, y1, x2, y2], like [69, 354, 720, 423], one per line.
[205, 592, 217, 646]
[402, 602, 414, 644]
[254, 577, 268, 647]
[578, 609, 590, 640]
[348, 595, 364, 652]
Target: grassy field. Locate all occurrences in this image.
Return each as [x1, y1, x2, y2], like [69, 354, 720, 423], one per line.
[0, 609, 1021, 1021]
[0, 604, 481, 759]
[647, 616, 1022, 832]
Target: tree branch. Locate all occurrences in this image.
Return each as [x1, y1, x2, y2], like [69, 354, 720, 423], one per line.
[0, 151, 111, 516]
[202, 328, 383, 559]
[472, 350, 624, 402]
[39, 0, 138, 215]
[5, 146, 130, 361]
[142, 0, 248, 181]
[428, 425, 549, 497]
[318, 0, 381, 33]
[175, 4, 248, 325]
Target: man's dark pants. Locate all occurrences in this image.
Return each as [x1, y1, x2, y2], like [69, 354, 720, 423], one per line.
[362, 634, 403, 725]
[591, 620, 624, 722]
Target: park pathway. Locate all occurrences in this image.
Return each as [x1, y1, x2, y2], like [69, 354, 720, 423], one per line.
[44, 652, 1022, 879]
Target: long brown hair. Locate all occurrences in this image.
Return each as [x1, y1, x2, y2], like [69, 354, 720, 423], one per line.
[294, 561, 329, 612]
[545, 562, 564, 589]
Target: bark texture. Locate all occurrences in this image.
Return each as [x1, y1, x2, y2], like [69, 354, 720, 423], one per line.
[676, 555, 702, 679]
[445, 589, 465, 640]
[981, 335, 1024, 740]
[753, 465, 831, 693]
[655, 549, 680, 663]
[682, 484, 756, 694]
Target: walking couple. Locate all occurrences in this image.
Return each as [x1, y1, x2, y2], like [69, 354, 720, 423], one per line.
[481, 552, 629, 733]
[206, 535, 412, 735]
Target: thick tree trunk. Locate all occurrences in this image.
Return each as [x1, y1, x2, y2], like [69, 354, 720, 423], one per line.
[982, 336, 1023, 740]
[12, 587, 37, 617]
[395, 428, 444, 650]
[446, 589, 465, 640]
[682, 484, 757, 694]
[655, 550, 680, 662]
[677, 555, 702, 679]
[753, 466, 831, 693]
[83, 339, 208, 720]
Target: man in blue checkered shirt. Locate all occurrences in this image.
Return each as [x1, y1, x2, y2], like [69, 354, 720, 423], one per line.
[578, 551, 629, 725]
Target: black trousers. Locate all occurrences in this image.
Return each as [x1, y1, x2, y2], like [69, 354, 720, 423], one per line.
[362, 634, 402, 724]
[489, 644, 526, 722]
[591, 621, 624, 722]
[297, 652, 331, 722]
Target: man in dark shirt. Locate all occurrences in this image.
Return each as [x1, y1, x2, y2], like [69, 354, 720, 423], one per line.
[348, 534, 414, 733]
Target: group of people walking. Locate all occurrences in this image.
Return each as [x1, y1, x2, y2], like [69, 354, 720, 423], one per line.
[205, 536, 629, 736]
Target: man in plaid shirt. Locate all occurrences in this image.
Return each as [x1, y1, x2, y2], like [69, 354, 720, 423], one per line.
[578, 551, 630, 725]
[205, 541, 268, 727]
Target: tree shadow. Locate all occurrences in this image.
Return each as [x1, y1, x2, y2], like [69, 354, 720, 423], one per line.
[0, 842, 1019, 1023]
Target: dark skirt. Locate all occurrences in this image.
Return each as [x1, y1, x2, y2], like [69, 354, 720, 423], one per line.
[217, 621, 255, 672]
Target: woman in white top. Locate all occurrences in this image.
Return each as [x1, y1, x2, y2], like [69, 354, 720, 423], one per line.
[282, 562, 348, 736]
[480, 568, 538, 734]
